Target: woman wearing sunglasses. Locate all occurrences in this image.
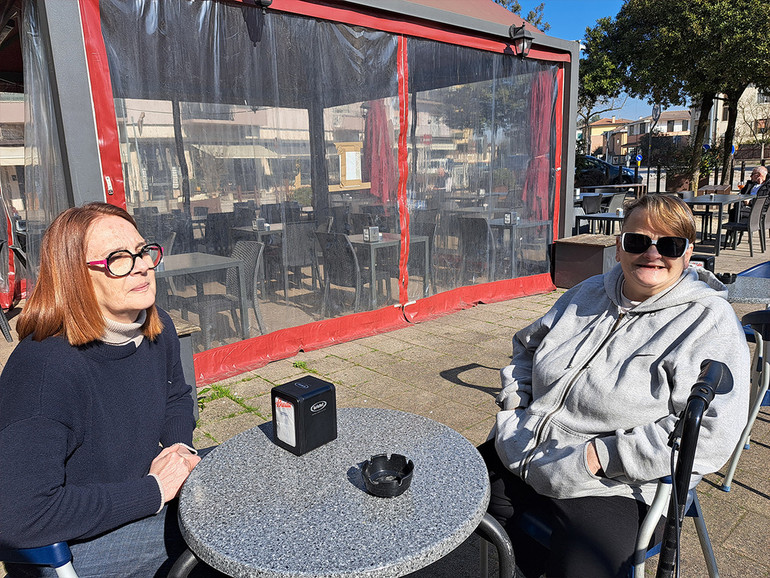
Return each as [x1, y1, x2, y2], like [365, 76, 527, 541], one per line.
[0, 203, 200, 576]
[480, 194, 749, 578]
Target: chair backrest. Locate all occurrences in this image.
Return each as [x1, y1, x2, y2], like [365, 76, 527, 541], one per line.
[193, 206, 209, 218]
[329, 206, 351, 234]
[315, 215, 334, 233]
[748, 195, 768, 230]
[204, 212, 233, 255]
[743, 309, 770, 341]
[350, 212, 374, 233]
[580, 194, 603, 214]
[315, 232, 360, 288]
[260, 203, 282, 224]
[281, 201, 302, 223]
[226, 240, 265, 311]
[233, 206, 256, 227]
[458, 216, 494, 259]
[606, 193, 627, 213]
[283, 222, 317, 268]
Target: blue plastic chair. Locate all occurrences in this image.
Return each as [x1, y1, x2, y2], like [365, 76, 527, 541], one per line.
[0, 542, 78, 577]
[722, 309, 770, 492]
[511, 478, 717, 578]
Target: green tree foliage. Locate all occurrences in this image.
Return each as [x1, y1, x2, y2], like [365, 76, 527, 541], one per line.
[599, 0, 770, 184]
[577, 18, 625, 155]
[493, 1, 550, 32]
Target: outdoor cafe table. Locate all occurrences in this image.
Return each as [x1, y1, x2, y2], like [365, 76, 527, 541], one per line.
[155, 252, 250, 340]
[171, 407, 513, 578]
[574, 212, 624, 235]
[348, 232, 430, 308]
[727, 275, 770, 306]
[578, 183, 647, 198]
[682, 194, 751, 256]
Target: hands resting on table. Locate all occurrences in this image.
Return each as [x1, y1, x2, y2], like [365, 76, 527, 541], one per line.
[150, 444, 201, 502]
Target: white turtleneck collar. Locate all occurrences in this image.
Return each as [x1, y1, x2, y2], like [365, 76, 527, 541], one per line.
[102, 310, 146, 347]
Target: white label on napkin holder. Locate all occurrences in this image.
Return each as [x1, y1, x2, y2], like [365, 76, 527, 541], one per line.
[274, 397, 296, 447]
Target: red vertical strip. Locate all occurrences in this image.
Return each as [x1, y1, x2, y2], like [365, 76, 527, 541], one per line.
[552, 66, 564, 241]
[78, 0, 126, 208]
[397, 36, 410, 304]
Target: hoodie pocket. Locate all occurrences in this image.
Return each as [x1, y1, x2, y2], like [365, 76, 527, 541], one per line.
[494, 409, 540, 476]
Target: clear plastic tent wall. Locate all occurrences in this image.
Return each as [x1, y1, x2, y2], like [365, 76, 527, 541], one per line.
[97, 0, 559, 353]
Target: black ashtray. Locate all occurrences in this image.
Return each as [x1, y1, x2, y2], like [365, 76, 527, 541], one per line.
[362, 453, 414, 498]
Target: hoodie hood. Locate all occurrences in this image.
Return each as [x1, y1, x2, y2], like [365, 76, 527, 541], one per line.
[603, 263, 727, 313]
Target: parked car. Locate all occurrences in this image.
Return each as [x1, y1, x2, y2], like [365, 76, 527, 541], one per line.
[575, 155, 642, 187]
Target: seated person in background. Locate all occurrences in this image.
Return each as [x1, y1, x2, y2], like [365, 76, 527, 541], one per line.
[0, 203, 200, 577]
[736, 165, 768, 220]
[739, 165, 767, 196]
[479, 194, 749, 578]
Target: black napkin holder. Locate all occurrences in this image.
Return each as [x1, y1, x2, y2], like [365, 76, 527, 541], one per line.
[271, 376, 337, 456]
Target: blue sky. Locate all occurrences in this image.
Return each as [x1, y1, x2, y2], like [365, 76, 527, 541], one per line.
[518, 0, 664, 120]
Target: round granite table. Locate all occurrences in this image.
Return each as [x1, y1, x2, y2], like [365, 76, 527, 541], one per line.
[175, 407, 495, 577]
[726, 276, 770, 305]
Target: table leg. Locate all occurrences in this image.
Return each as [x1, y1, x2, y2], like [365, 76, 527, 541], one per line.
[167, 548, 199, 578]
[235, 263, 250, 338]
[475, 513, 515, 578]
[511, 224, 518, 278]
[369, 244, 377, 309]
[714, 205, 725, 256]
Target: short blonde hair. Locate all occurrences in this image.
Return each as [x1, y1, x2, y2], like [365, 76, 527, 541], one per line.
[17, 203, 163, 345]
[622, 194, 697, 243]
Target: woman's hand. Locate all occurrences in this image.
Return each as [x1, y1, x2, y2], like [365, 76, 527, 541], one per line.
[149, 445, 201, 502]
[587, 440, 603, 476]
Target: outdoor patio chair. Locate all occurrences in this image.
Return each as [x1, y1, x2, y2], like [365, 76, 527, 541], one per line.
[579, 194, 603, 215]
[721, 195, 768, 256]
[504, 360, 726, 578]
[0, 542, 77, 577]
[280, 222, 321, 298]
[315, 232, 390, 317]
[170, 240, 266, 348]
[458, 216, 498, 283]
[721, 308, 770, 492]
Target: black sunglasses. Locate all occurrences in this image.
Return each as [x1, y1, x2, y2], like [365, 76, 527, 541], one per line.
[620, 233, 689, 258]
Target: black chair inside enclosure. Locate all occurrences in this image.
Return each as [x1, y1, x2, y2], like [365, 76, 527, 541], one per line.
[315, 215, 334, 234]
[580, 194, 603, 215]
[350, 212, 374, 234]
[315, 232, 391, 317]
[282, 201, 302, 223]
[721, 195, 768, 256]
[328, 206, 351, 234]
[458, 216, 497, 283]
[233, 206, 256, 228]
[362, 205, 394, 232]
[169, 240, 266, 350]
[409, 218, 437, 295]
[260, 203, 282, 224]
[200, 213, 233, 256]
[281, 222, 321, 299]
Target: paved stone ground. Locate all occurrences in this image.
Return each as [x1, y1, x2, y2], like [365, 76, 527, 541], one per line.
[0, 235, 768, 577]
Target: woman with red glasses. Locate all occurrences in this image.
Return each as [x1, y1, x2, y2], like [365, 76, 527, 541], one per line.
[0, 203, 200, 577]
[480, 194, 750, 578]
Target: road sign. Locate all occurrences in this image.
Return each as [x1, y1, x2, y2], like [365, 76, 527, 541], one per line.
[652, 104, 661, 122]
[635, 154, 643, 162]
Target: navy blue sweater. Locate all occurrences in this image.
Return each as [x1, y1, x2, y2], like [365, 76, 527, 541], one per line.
[0, 309, 195, 548]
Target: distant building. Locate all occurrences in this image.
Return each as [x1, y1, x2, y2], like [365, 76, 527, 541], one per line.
[621, 110, 691, 161]
[579, 116, 631, 157]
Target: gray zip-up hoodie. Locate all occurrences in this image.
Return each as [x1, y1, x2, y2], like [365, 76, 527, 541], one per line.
[494, 264, 750, 505]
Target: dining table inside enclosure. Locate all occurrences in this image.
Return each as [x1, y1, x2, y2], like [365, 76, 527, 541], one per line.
[348, 232, 430, 308]
[682, 194, 752, 256]
[155, 252, 250, 340]
[170, 407, 514, 578]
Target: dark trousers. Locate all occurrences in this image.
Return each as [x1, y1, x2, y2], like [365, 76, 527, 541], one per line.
[478, 440, 664, 578]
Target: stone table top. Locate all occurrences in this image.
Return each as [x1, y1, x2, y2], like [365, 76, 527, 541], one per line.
[178, 407, 490, 578]
[726, 276, 770, 304]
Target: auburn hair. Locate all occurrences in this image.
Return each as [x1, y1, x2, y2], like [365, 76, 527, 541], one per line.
[17, 203, 163, 345]
[622, 194, 697, 243]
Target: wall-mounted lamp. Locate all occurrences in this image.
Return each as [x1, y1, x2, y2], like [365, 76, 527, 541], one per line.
[509, 24, 534, 58]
